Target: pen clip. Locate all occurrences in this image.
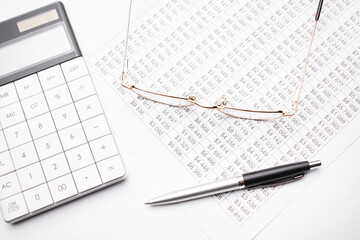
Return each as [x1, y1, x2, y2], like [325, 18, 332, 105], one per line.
[250, 174, 304, 189]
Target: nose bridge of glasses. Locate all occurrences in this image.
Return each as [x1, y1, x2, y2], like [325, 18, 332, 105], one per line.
[188, 95, 228, 109]
[193, 102, 219, 109]
[189, 97, 226, 109]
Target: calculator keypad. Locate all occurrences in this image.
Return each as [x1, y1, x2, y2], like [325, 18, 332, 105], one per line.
[0, 84, 18, 108]
[10, 142, 38, 169]
[23, 183, 53, 212]
[0, 57, 126, 223]
[0, 151, 14, 176]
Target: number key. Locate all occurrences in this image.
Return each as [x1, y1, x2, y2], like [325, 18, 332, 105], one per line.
[52, 104, 80, 130]
[23, 183, 53, 212]
[10, 142, 38, 169]
[65, 143, 94, 171]
[28, 113, 56, 139]
[41, 153, 70, 181]
[34, 132, 62, 160]
[58, 123, 86, 150]
[17, 162, 46, 191]
[48, 174, 77, 202]
[4, 122, 32, 148]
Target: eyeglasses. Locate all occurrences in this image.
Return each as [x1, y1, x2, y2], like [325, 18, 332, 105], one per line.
[120, 0, 324, 120]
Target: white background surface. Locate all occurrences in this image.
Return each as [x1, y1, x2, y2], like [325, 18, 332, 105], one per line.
[0, 0, 359, 239]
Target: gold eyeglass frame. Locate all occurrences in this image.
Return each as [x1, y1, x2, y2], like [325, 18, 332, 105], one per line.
[120, 0, 324, 120]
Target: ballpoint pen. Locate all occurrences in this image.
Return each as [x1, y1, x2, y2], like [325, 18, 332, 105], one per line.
[145, 160, 321, 206]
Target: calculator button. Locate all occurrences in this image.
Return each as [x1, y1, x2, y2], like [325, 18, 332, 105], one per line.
[82, 115, 111, 141]
[45, 84, 73, 110]
[0, 151, 14, 177]
[21, 93, 49, 119]
[10, 142, 38, 169]
[23, 183, 53, 212]
[0, 131, 7, 152]
[68, 76, 96, 101]
[0, 193, 28, 222]
[0, 172, 21, 200]
[38, 65, 66, 90]
[17, 162, 46, 191]
[4, 122, 32, 148]
[0, 102, 25, 128]
[28, 113, 56, 139]
[61, 57, 89, 82]
[48, 174, 77, 202]
[75, 95, 103, 121]
[41, 153, 70, 181]
[65, 143, 94, 171]
[72, 164, 102, 193]
[15, 74, 42, 100]
[90, 135, 119, 162]
[51, 103, 80, 130]
[97, 155, 126, 183]
[34, 132, 62, 160]
[58, 123, 87, 150]
[0, 83, 18, 108]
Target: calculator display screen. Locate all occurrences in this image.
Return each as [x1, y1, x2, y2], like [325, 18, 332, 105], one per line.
[0, 24, 72, 78]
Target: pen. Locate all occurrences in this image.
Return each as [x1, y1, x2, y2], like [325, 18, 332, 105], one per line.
[145, 160, 321, 206]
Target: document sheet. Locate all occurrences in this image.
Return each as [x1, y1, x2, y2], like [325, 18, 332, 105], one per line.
[90, 0, 360, 238]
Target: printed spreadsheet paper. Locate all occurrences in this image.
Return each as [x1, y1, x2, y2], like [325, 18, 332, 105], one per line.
[90, 0, 360, 238]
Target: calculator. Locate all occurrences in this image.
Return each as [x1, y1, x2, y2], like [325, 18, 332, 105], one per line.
[0, 2, 126, 223]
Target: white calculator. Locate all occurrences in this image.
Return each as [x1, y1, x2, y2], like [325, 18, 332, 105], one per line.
[0, 2, 126, 223]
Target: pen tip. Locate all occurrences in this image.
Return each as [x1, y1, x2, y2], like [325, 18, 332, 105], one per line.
[309, 160, 321, 168]
[144, 202, 150, 205]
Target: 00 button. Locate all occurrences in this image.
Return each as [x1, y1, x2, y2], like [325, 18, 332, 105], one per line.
[48, 174, 78, 202]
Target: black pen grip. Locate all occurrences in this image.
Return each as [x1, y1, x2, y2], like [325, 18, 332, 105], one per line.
[243, 161, 311, 188]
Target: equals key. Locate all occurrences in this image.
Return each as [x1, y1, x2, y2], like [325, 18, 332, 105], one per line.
[97, 155, 126, 183]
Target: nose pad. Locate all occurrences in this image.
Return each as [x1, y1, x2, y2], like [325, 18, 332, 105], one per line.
[188, 95, 197, 101]
[215, 99, 228, 107]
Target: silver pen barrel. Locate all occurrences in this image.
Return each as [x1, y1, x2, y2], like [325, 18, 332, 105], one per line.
[146, 176, 245, 206]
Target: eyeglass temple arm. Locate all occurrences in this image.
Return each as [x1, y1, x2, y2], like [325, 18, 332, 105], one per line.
[284, 0, 324, 117]
[121, 0, 133, 90]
